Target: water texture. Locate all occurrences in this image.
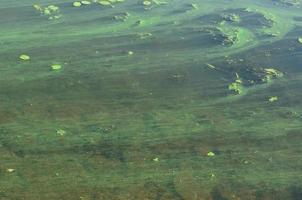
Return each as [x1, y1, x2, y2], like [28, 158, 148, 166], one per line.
[1, 0, 302, 199]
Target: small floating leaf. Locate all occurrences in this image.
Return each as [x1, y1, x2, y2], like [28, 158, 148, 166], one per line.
[143, 1, 152, 6]
[207, 151, 215, 157]
[48, 5, 59, 11]
[81, 0, 91, 5]
[153, 157, 159, 161]
[98, 1, 111, 6]
[51, 64, 62, 70]
[268, 96, 278, 102]
[33, 4, 43, 12]
[7, 168, 15, 173]
[73, 1, 82, 7]
[19, 54, 30, 61]
[56, 129, 66, 136]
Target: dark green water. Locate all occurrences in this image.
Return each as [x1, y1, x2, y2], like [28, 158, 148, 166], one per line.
[1, 0, 302, 199]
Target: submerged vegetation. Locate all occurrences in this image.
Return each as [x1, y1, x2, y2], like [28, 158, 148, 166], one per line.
[1, 0, 302, 199]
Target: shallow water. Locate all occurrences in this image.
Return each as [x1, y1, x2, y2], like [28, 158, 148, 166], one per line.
[1, 0, 302, 199]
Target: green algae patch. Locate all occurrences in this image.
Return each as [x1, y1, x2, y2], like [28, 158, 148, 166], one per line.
[268, 96, 278, 102]
[19, 54, 30, 61]
[228, 82, 243, 95]
[153, 157, 159, 161]
[153, 0, 167, 5]
[56, 129, 66, 136]
[81, 1, 91, 5]
[222, 13, 241, 23]
[262, 68, 283, 82]
[51, 64, 62, 70]
[73, 2, 82, 7]
[6, 168, 16, 173]
[143, 1, 152, 6]
[98, 1, 112, 6]
[207, 151, 215, 157]
[228, 73, 244, 95]
[127, 51, 134, 55]
[33, 4, 61, 20]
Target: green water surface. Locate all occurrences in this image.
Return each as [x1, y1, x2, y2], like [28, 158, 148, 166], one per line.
[1, 0, 302, 199]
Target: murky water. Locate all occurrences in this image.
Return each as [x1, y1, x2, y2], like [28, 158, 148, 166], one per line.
[1, 0, 302, 199]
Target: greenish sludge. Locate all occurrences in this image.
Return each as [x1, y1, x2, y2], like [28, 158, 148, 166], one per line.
[1, 0, 302, 199]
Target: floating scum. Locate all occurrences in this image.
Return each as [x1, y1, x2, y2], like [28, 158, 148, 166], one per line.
[3, 0, 302, 198]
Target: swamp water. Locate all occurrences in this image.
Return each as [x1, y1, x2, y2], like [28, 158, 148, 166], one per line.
[1, 0, 302, 199]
